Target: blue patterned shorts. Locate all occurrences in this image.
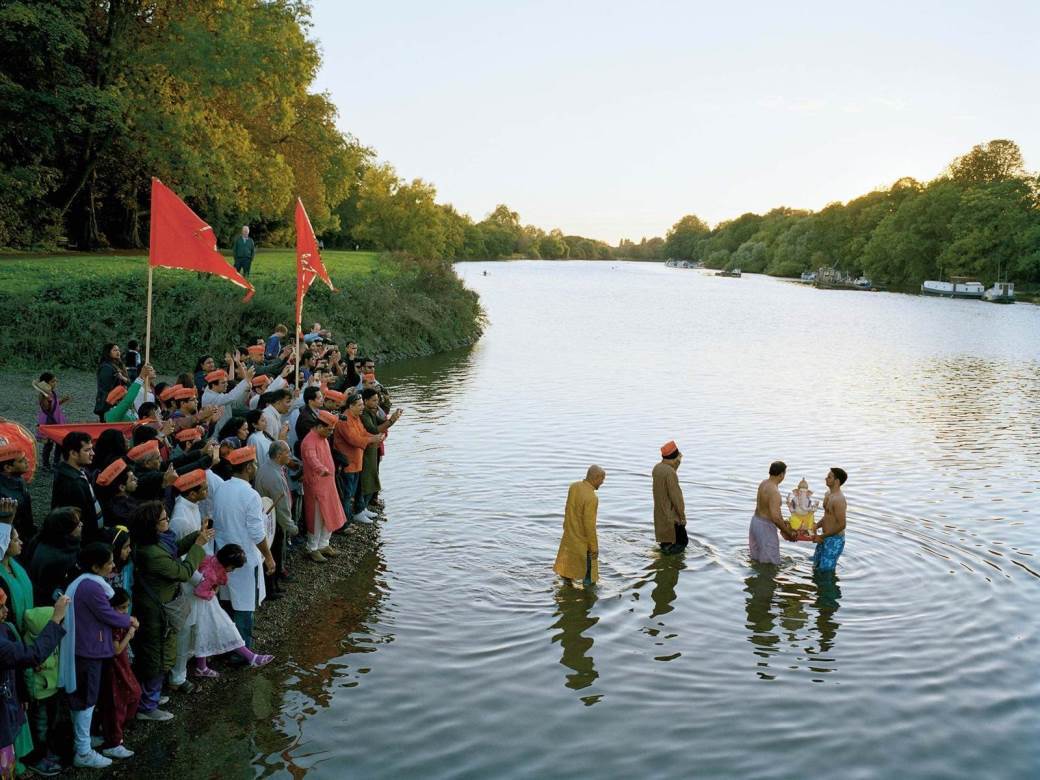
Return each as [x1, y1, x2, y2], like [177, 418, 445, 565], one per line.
[813, 534, 845, 572]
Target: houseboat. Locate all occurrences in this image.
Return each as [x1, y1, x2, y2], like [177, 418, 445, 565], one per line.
[920, 277, 984, 299]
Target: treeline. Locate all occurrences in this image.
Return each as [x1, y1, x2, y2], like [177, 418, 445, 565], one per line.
[659, 140, 1040, 286]
[0, 0, 621, 260]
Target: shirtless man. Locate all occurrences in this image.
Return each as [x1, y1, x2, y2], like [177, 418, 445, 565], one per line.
[812, 468, 848, 572]
[749, 460, 793, 564]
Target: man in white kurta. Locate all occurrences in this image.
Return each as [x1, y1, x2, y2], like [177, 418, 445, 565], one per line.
[168, 469, 213, 687]
[212, 447, 274, 649]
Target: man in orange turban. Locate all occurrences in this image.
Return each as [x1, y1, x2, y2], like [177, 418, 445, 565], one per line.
[653, 441, 688, 554]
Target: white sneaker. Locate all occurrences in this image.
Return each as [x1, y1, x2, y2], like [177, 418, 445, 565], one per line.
[136, 708, 174, 722]
[353, 511, 373, 524]
[102, 744, 135, 759]
[74, 751, 113, 769]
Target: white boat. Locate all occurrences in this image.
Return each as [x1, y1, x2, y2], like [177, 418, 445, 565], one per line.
[982, 281, 1015, 304]
[920, 277, 984, 299]
[800, 271, 817, 282]
[853, 276, 873, 290]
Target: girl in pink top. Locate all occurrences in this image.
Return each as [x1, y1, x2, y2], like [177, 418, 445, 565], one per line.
[189, 544, 273, 677]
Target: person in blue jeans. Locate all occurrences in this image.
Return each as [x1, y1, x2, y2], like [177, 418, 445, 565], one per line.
[812, 468, 848, 572]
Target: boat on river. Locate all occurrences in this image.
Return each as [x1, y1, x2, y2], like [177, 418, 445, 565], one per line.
[716, 268, 741, 278]
[982, 281, 1015, 303]
[665, 259, 702, 269]
[920, 277, 984, 299]
[814, 267, 877, 291]
[799, 271, 817, 283]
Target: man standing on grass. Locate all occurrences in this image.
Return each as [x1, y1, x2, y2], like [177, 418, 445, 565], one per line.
[233, 225, 256, 277]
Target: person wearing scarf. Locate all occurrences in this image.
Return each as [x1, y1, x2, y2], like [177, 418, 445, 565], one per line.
[58, 543, 135, 769]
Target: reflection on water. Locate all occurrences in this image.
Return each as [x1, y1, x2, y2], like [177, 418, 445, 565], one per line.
[550, 587, 599, 694]
[197, 262, 1040, 779]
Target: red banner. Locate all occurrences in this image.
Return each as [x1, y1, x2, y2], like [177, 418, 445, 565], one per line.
[38, 423, 136, 446]
[295, 197, 335, 328]
[150, 178, 255, 301]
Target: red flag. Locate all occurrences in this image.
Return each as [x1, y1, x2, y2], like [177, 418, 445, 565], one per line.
[295, 197, 335, 327]
[150, 178, 255, 301]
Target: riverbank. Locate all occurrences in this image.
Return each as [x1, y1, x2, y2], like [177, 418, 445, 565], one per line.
[0, 249, 484, 372]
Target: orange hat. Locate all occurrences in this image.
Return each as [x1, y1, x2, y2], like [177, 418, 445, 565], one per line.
[324, 389, 345, 403]
[317, 410, 339, 427]
[246, 345, 265, 358]
[362, 373, 376, 383]
[660, 440, 679, 458]
[159, 386, 180, 402]
[96, 459, 128, 487]
[205, 369, 228, 383]
[225, 446, 256, 465]
[173, 386, 197, 401]
[174, 426, 204, 443]
[173, 469, 206, 492]
[251, 375, 271, 388]
[127, 440, 161, 461]
[106, 386, 127, 405]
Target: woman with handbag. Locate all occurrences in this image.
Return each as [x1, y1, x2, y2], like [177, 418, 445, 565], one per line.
[129, 501, 212, 722]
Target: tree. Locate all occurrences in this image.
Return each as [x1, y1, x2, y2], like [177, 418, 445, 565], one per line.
[946, 139, 1026, 185]
[663, 214, 710, 259]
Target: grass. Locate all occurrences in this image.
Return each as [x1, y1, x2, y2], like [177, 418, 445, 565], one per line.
[0, 249, 382, 294]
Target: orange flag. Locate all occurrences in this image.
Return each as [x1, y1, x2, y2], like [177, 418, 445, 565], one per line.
[295, 197, 335, 327]
[149, 178, 255, 301]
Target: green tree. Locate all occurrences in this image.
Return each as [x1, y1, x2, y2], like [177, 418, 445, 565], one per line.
[663, 214, 710, 259]
[946, 139, 1026, 185]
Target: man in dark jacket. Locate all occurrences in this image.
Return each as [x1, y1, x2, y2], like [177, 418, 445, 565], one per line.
[52, 432, 103, 538]
[0, 445, 33, 541]
[293, 386, 323, 457]
[232, 225, 256, 277]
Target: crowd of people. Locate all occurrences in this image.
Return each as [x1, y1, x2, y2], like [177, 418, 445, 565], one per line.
[0, 321, 401, 774]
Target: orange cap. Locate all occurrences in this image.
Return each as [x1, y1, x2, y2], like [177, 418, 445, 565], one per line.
[251, 375, 271, 388]
[225, 446, 256, 465]
[246, 345, 265, 357]
[159, 386, 179, 402]
[95, 458, 128, 486]
[205, 369, 228, 383]
[0, 442, 24, 462]
[317, 410, 339, 427]
[174, 426, 204, 443]
[660, 440, 679, 458]
[127, 440, 160, 461]
[106, 386, 127, 405]
[324, 389, 345, 403]
[173, 469, 206, 492]
[173, 386, 197, 401]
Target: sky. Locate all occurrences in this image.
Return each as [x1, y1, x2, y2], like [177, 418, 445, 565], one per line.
[309, 0, 1039, 244]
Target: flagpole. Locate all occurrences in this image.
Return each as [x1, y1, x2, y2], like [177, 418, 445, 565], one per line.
[294, 323, 302, 390]
[144, 265, 154, 366]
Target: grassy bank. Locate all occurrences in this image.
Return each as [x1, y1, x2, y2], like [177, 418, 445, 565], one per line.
[0, 249, 484, 371]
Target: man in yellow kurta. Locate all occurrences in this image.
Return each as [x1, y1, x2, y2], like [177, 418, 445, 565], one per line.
[553, 465, 606, 586]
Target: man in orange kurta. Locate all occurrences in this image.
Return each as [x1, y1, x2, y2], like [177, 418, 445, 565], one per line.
[553, 465, 606, 586]
[332, 393, 383, 525]
[300, 410, 346, 562]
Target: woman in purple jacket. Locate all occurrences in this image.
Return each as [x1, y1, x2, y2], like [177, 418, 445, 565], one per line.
[58, 543, 138, 770]
[0, 591, 69, 779]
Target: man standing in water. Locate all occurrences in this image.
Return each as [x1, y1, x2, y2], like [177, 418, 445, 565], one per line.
[749, 461, 793, 564]
[812, 468, 848, 572]
[553, 465, 606, 586]
[652, 441, 687, 554]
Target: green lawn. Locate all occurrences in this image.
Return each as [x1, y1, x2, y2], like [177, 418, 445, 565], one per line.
[0, 249, 381, 294]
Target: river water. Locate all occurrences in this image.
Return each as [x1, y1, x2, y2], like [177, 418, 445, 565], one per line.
[218, 262, 1040, 777]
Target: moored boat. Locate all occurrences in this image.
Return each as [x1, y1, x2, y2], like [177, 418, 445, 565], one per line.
[716, 268, 741, 278]
[982, 281, 1015, 303]
[920, 277, 984, 299]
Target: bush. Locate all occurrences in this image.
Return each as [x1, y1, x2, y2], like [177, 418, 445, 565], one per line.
[0, 252, 484, 371]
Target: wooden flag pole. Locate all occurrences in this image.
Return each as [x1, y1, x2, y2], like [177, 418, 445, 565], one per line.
[294, 323, 302, 390]
[144, 265, 154, 366]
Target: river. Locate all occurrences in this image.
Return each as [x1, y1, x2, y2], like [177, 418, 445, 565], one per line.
[97, 262, 1040, 776]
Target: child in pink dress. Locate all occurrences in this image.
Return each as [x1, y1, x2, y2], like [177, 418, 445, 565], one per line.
[190, 544, 274, 677]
